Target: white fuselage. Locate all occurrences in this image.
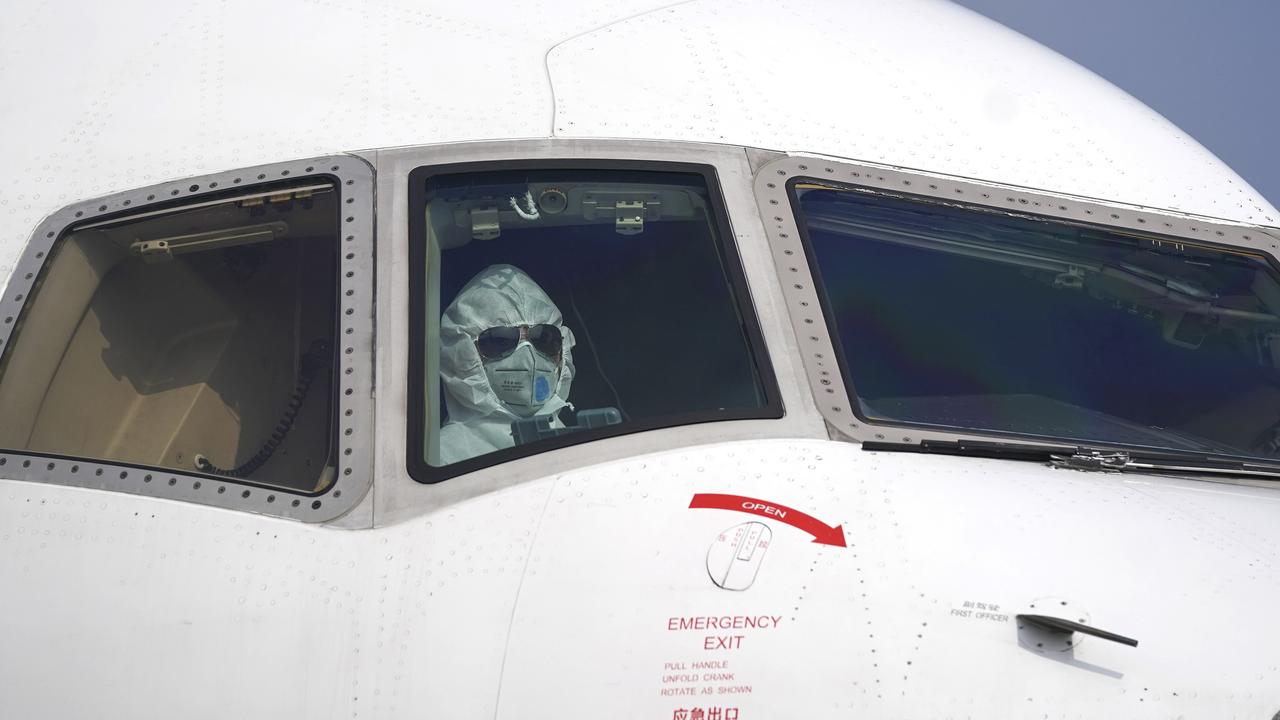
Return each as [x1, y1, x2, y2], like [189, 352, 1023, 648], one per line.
[1, 1, 1277, 718]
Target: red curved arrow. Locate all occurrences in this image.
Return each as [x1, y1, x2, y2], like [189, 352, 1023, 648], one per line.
[689, 493, 847, 547]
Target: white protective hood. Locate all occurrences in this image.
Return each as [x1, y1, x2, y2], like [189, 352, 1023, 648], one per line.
[438, 264, 576, 464]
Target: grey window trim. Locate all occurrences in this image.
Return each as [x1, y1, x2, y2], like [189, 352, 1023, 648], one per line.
[0, 154, 375, 523]
[754, 153, 1280, 450]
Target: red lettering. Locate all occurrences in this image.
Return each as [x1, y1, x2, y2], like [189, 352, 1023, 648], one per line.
[670, 615, 783, 631]
[704, 635, 746, 650]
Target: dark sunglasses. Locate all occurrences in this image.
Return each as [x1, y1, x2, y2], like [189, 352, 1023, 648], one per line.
[475, 324, 563, 361]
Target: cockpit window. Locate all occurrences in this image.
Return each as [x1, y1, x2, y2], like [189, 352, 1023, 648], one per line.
[0, 181, 340, 493]
[793, 182, 1280, 461]
[408, 164, 779, 480]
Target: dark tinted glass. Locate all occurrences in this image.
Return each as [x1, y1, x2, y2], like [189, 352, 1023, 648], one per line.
[475, 325, 562, 360]
[412, 166, 777, 475]
[796, 183, 1280, 460]
[525, 324, 563, 359]
[475, 326, 522, 360]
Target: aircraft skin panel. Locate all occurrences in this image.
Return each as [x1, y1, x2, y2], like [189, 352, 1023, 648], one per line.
[0, 0, 681, 296]
[3, 439, 1278, 718]
[2, 0, 1276, 301]
[0, 474, 555, 719]
[549, 0, 1277, 225]
[496, 439, 1280, 717]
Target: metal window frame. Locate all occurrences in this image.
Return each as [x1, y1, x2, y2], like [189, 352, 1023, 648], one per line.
[404, 158, 785, 484]
[365, 139, 828, 522]
[753, 153, 1280, 449]
[0, 155, 376, 522]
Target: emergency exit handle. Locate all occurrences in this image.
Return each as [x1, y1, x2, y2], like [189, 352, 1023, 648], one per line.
[1016, 614, 1139, 647]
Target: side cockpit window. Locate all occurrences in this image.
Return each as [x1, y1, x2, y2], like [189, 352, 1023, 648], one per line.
[409, 164, 780, 480]
[791, 180, 1280, 462]
[0, 180, 341, 495]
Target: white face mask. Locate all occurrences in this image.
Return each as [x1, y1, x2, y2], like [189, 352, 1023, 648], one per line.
[483, 343, 560, 417]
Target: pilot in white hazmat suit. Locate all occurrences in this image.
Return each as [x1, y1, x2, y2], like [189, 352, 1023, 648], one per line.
[438, 264, 576, 464]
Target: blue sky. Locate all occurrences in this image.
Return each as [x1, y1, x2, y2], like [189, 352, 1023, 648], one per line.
[952, 0, 1279, 212]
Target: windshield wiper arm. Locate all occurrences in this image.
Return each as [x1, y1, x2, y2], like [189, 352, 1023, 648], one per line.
[862, 439, 1280, 480]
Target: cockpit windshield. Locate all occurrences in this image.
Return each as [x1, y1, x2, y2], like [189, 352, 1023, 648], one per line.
[794, 183, 1280, 460]
[408, 165, 778, 479]
[0, 181, 340, 492]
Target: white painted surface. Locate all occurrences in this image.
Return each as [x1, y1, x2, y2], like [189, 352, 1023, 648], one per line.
[551, 0, 1276, 224]
[4, 440, 1278, 717]
[1, 0, 1275, 295]
[0, 0, 678, 291]
[0, 473, 552, 719]
[1, 1, 1279, 718]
